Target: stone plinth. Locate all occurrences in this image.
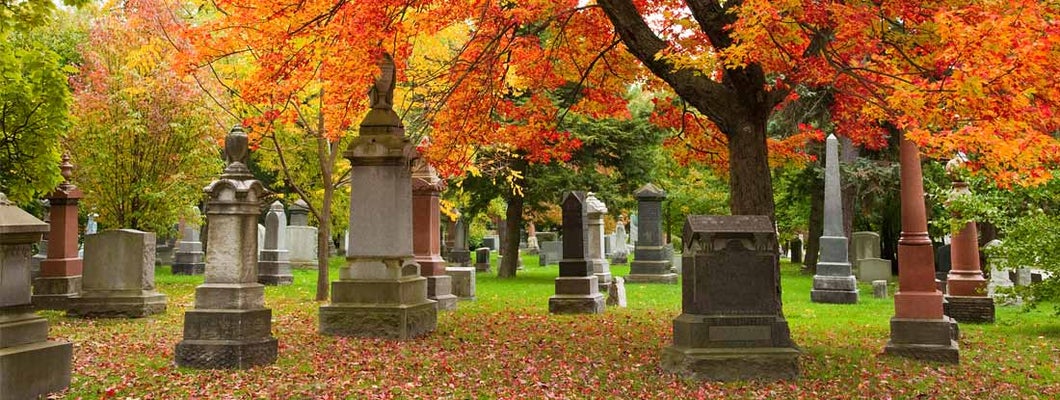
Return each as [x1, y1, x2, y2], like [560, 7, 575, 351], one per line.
[626, 183, 676, 284]
[173, 207, 205, 275]
[662, 215, 799, 381]
[32, 155, 83, 310]
[548, 192, 605, 314]
[585, 193, 611, 292]
[175, 125, 278, 369]
[0, 193, 72, 398]
[811, 134, 858, 304]
[446, 266, 476, 300]
[883, 137, 958, 364]
[474, 248, 491, 272]
[259, 201, 293, 285]
[412, 161, 457, 311]
[68, 230, 167, 318]
[320, 54, 436, 340]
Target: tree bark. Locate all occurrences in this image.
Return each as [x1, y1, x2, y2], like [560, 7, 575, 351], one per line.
[497, 193, 523, 278]
[839, 136, 859, 261]
[804, 174, 824, 272]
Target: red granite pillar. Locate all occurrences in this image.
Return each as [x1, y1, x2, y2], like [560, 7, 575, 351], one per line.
[33, 154, 83, 310]
[944, 157, 994, 322]
[412, 160, 457, 311]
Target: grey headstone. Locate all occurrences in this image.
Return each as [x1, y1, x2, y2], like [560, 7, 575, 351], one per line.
[626, 183, 675, 283]
[873, 280, 888, 298]
[548, 191, 604, 314]
[69, 229, 167, 317]
[606, 276, 627, 307]
[289, 199, 310, 226]
[259, 201, 292, 285]
[852, 231, 881, 260]
[474, 247, 491, 272]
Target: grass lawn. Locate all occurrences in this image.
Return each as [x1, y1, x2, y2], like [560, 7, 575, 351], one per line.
[46, 254, 1060, 399]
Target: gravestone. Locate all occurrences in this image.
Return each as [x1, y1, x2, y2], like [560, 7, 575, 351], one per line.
[474, 248, 491, 272]
[173, 207, 205, 275]
[934, 244, 952, 282]
[0, 192, 72, 398]
[33, 155, 83, 310]
[175, 125, 278, 369]
[412, 160, 457, 311]
[662, 215, 799, 381]
[540, 240, 562, 266]
[445, 214, 476, 300]
[858, 258, 893, 283]
[286, 199, 318, 267]
[603, 233, 614, 257]
[481, 236, 499, 251]
[873, 280, 889, 298]
[154, 235, 176, 267]
[852, 231, 881, 260]
[984, 240, 1014, 298]
[68, 229, 167, 317]
[611, 222, 629, 265]
[811, 134, 859, 304]
[446, 215, 471, 267]
[31, 201, 48, 279]
[789, 237, 802, 264]
[448, 267, 476, 300]
[629, 213, 638, 246]
[548, 191, 605, 314]
[626, 183, 676, 284]
[258, 201, 293, 285]
[606, 276, 627, 308]
[852, 231, 891, 282]
[319, 54, 436, 340]
[257, 223, 266, 256]
[585, 193, 612, 292]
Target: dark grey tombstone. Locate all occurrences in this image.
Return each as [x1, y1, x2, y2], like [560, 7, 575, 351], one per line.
[789, 238, 802, 264]
[474, 247, 491, 272]
[935, 244, 952, 281]
[661, 215, 799, 381]
[626, 183, 676, 283]
[548, 191, 605, 314]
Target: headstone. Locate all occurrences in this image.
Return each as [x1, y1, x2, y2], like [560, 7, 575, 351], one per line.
[629, 213, 638, 246]
[0, 192, 72, 398]
[154, 234, 176, 266]
[603, 233, 614, 257]
[858, 258, 893, 283]
[606, 276, 627, 307]
[852, 232, 891, 282]
[412, 160, 458, 311]
[983, 240, 1015, 301]
[258, 201, 293, 285]
[33, 154, 83, 310]
[85, 213, 98, 235]
[548, 191, 605, 314]
[1015, 268, 1032, 286]
[474, 247, 491, 272]
[286, 199, 318, 267]
[789, 237, 803, 264]
[943, 158, 994, 323]
[585, 193, 612, 292]
[625, 183, 676, 284]
[934, 244, 952, 281]
[481, 235, 499, 251]
[447, 266, 476, 300]
[446, 216, 471, 267]
[873, 280, 889, 298]
[883, 136, 958, 364]
[852, 231, 881, 260]
[67, 229, 167, 317]
[611, 222, 629, 265]
[662, 215, 799, 381]
[540, 240, 562, 266]
[173, 206, 205, 275]
[319, 54, 436, 339]
[811, 134, 859, 304]
[31, 204, 48, 278]
[175, 124, 278, 368]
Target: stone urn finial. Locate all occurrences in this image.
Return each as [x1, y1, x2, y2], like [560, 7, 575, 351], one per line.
[60, 153, 73, 183]
[369, 53, 396, 110]
[222, 124, 252, 179]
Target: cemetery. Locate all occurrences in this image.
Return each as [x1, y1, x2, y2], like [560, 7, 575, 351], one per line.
[2, 0, 1060, 399]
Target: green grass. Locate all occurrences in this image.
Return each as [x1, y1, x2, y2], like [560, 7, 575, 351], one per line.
[46, 255, 1060, 399]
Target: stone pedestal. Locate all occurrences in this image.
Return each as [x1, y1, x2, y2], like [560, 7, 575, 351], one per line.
[68, 229, 167, 318]
[585, 193, 612, 292]
[175, 125, 278, 369]
[173, 208, 205, 275]
[412, 161, 457, 311]
[626, 183, 677, 284]
[883, 137, 959, 364]
[811, 134, 858, 304]
[548, 192, 605, 314]
[320, 54, 436, 339]
[0, 193, 72, 398]
[33, 155, 83, 310]
[663, 215, 798, 381]
[540, 241, 561, 266]
[447, 266, 476, 300]
[258, 201, 293, 285]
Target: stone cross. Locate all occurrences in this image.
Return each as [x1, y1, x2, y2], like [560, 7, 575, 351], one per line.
[811, 134, 859, 304]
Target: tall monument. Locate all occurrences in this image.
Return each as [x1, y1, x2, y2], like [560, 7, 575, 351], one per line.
[625, 183, 676, 283]
[811, 134, 859, 304]
[32, 154, 83, 309]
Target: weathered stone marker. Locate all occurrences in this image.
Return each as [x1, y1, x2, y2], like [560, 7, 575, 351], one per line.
[68, 229, 167, 318]
[319, 53, 436, 339]
[873, 280, 889, 299]
[412, 160, 458, 311]
[585, 193, 612, 292]
[285, 199, 317, 267]
[474, 247, 491, 272]
[611, 220, 629, 265]
[883, 136, 959, 364]
[444, 212, 476, 300]
[626, 183, 676, 284]
[811, 134, 859, 304]
[606, 276, 627, 308]
[258, 201, 293, 285]
[943, 157, 994, 323]
[548, 191, 605, 314]
[0, 192, 72, 398]
[662, 215, 799, 381]
[853, 231, 892, 282]
[175, 124, 278, 369]
[32, 155, 83, 310]
[173, 207, 205, 275]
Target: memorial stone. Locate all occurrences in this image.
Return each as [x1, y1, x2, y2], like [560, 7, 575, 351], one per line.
[626, 183, 676, 284]
[318, 54, 436, 339]
[173, 207, 205, 275]
[482, 235, 499, 251]
[68, 229, 167, 317]
[175, 124, 278, 369]
[548, 191, 605, 314]
[585, 193, 612, 292]
[943, 157, 994, 323]
[474, 247, 491, 272]
[286, 199, 318, 267]
[0, 192, 72, 398]
[30, 201, 48, 279]
[446, 216, 471, 267]
[611, 222, 629, 265]
[852, 231, 881, 261]
[606, 276, 627, 307]
[984, 240, 1014, 298]
[789, 237, 802, 264]
[935, 244, 952, 282]
[662, 215, 799, 381]
[540, 240, 562, 266]
[412, 160, 458, 311]
[811, 134, 859, 304]
[873, 280, 889, 298]
[445, 214, 476, 300]
[33, 154, 83, 310]
[258, 201, 294, 285]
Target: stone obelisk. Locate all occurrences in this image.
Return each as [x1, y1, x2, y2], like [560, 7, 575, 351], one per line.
[811, 134, 859, 304]
[943, 156, 994, 323]
[318, 53, 437, 339]
[32, 155, 83, 309]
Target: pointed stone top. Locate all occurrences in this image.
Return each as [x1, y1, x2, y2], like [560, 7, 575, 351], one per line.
[585, 192, 608, 215]
[562, 191, 586, 212]
[270, 200, 285, 211]
[222, 124, 253, 179]
[291, 199, 309, 211]
[634, 183, 666, 199]
[827, 133, 838, 142]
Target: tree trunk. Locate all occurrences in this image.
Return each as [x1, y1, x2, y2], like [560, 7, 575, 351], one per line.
[497, 193, 523, 278]
[839, 136, 859, 262]
[726, 120, 776, 217]
[315, 185, 332, 301]
[804, 174, 824, 273]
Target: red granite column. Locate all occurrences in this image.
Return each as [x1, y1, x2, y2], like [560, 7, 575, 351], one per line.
[32, 154, 83, 310]
[884, 136, 959, 363]
[412, 160, 457, 311]
[944, 157, 995, 322]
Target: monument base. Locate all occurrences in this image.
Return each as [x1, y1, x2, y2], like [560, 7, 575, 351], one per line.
[171, 262, 205, 275]
[548, 294, 605, 314]
[426, 275, 458, 311]
[624, 273, 679, 284]
[257, 274, 294, 286]
[175, 308, 278, 369]
[474, 263, 490, 273]
[0, 310, 72, 399]
[943, 296, 995, 324]
[446, 266, 476, 300]
[811, 275, 859, 304]
[67, 292, 167, 318]
[31, 275, 82, 310]
[258, 255, 293, 286]
[661, 346, 799, 381]
[610, 253, 628, 265]
[319, 276, 437, 339]
[594, 271, 613, 293]
[883, 317, 960, 364]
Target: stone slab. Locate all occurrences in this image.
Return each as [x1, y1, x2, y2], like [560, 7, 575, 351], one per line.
[810, 290, 859, 304]
[67, 292, 167, 318]
[181, 308, 274, 341]
[0, 339, 72, 398]
[547, 294, 605, 314]
[884, 317, 960, 364]
[624, 273, 678, 284]
[856, 258, 893, 283]
[175, 338, 278, 370]
[446, 267, 475, 300]
[319, 301, 437, 340]
[661, 345, 799, 382]
[873, 280, 889, 298]
[943, 296, 995, 324]
[606, 277, 627, 307]
[425, 275, 457, 311]
[31, 275, 81, 310]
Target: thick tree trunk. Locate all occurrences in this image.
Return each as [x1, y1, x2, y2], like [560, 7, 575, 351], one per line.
[839, 136, 859, 261]
[498, 194, 523, 278]
[726, 121, 776, 217]
[804, 174, 824, 272]
[315, 187, 331, 301]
